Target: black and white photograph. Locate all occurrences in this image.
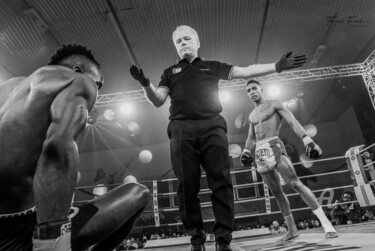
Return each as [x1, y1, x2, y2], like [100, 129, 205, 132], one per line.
[0, 0, 374, 250]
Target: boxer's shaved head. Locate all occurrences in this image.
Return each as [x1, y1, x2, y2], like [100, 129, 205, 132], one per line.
[246, 79, 261, 86]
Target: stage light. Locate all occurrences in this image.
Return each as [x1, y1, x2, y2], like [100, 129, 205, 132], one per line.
[123, 175, 137, 184]
[93, 184, 108, 198]
[228, 144, 242, 158]
[76, 171, 81, 184]
[127, 121, 141, 135]
[284, 99, 298, 112]
[304, 124, 318, 137]
[296, 91, 305, 99]
[87, 109, 98, 124]
[268, 85, 280, 97]
[219, 91, 231, 102]
[235, 113, 248, 129]
[139, 150, 152, 164]
[299, 153, 313, 168]
[87, 116, 97, 124]
[103, 109, 115, 121]
[120, 103, 133, 114]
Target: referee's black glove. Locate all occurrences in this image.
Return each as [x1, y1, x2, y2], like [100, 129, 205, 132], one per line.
[130, 65, 150, 87]
[275, 52, 308, 73]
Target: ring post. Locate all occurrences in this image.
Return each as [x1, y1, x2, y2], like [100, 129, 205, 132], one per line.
[263, 183, 271, 214]
[152, 180, 160, 227]
[345, 145, 375, 206]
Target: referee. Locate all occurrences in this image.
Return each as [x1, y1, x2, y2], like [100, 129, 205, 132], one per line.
[130, 25, 307, 251]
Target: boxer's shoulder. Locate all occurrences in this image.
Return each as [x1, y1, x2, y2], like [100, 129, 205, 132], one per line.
[26, 66, 96, 96]
[28, 65, 76, 86]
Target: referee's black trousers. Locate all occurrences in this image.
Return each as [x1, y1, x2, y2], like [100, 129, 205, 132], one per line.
[167, 114, 234, 245]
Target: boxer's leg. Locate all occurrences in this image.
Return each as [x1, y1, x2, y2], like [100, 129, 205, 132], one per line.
[277, 156, 337, 238]
[71, 181, 149, 251]
[261, 170, 298, 241]
[277, 156, 319, 210]
[89, 208, 144, 251]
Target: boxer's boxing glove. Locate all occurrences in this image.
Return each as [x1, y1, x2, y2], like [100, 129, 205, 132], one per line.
[302, 135, 322, 159]
[240, 148, 254, 167]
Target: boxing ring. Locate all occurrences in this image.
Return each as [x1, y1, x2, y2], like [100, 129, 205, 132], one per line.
[74, 50, 375, 250]
[75, 143, 375, 251]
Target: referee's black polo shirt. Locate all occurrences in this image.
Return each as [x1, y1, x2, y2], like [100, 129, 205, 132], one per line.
[158, 57, 234, 120]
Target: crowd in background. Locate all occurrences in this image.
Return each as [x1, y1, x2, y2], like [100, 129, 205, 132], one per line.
[113, 206, 374, 250]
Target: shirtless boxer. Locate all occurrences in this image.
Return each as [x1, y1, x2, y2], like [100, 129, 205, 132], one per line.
[0, 44, 149, 251]
[240, 80, 338, 241]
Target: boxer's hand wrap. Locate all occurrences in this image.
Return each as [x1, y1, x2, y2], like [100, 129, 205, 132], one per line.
[275, 51, 308, 73]
[302, 135, 322, 159]
[130, 65, 150, 87]
[240, 148, 253, 167]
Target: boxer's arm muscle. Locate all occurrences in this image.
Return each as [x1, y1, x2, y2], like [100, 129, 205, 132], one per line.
[41, 75, 97, 164]
[245, 114, 256, 152]
[34, 75, 97, 222]
[274, 100, 306, 139]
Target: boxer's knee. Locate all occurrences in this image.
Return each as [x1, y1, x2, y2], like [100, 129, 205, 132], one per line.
[270, 187, 284, 198]
[138, 184, 150, 206]
[125, 182, 150, 206]
[289, 179, 303, 191]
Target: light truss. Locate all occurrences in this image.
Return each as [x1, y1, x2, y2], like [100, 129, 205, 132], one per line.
[95, 89, 145, 107]
[362, 50, 375, 110]
[363, 72, 375, 110]
[219, 63, 366, 90]
[95, 50, 375, 110]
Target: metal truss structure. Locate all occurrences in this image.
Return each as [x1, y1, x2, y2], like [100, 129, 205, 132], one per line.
[95, 50, 375, 110]
[362, 50, 375, 110]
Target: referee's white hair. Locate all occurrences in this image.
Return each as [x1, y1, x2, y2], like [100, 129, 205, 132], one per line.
[172, 25, 199, 43]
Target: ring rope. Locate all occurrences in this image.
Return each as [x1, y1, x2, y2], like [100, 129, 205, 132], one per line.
[75, 154, 348, 190]
[75, 169, 350, 197]
[292, 155, 346, 165]
[156, 170, 349, 197]
[135, 198, 359, 228]
[139, 184, 354, 214]
[359, 142, 375, 153]
[151, 155, 348, 183]
[363, 161, 375, 168]
[291, 169, 349, 179]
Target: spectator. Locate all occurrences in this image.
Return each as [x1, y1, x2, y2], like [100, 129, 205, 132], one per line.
[270, 220, 287, 235]
[119, 239, 136, 250]
[297, 220, 305, 230]
[129, 237, 138, 249]
[361, 210, 374, 222]
[314, 219, 321, 228]
[330, 191, 361, 225]
[140, 235, 148, 248]
[304, 220, 310, 230]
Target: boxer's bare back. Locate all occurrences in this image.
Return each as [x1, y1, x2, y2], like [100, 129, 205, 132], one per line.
[0, 65, 99, 214]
